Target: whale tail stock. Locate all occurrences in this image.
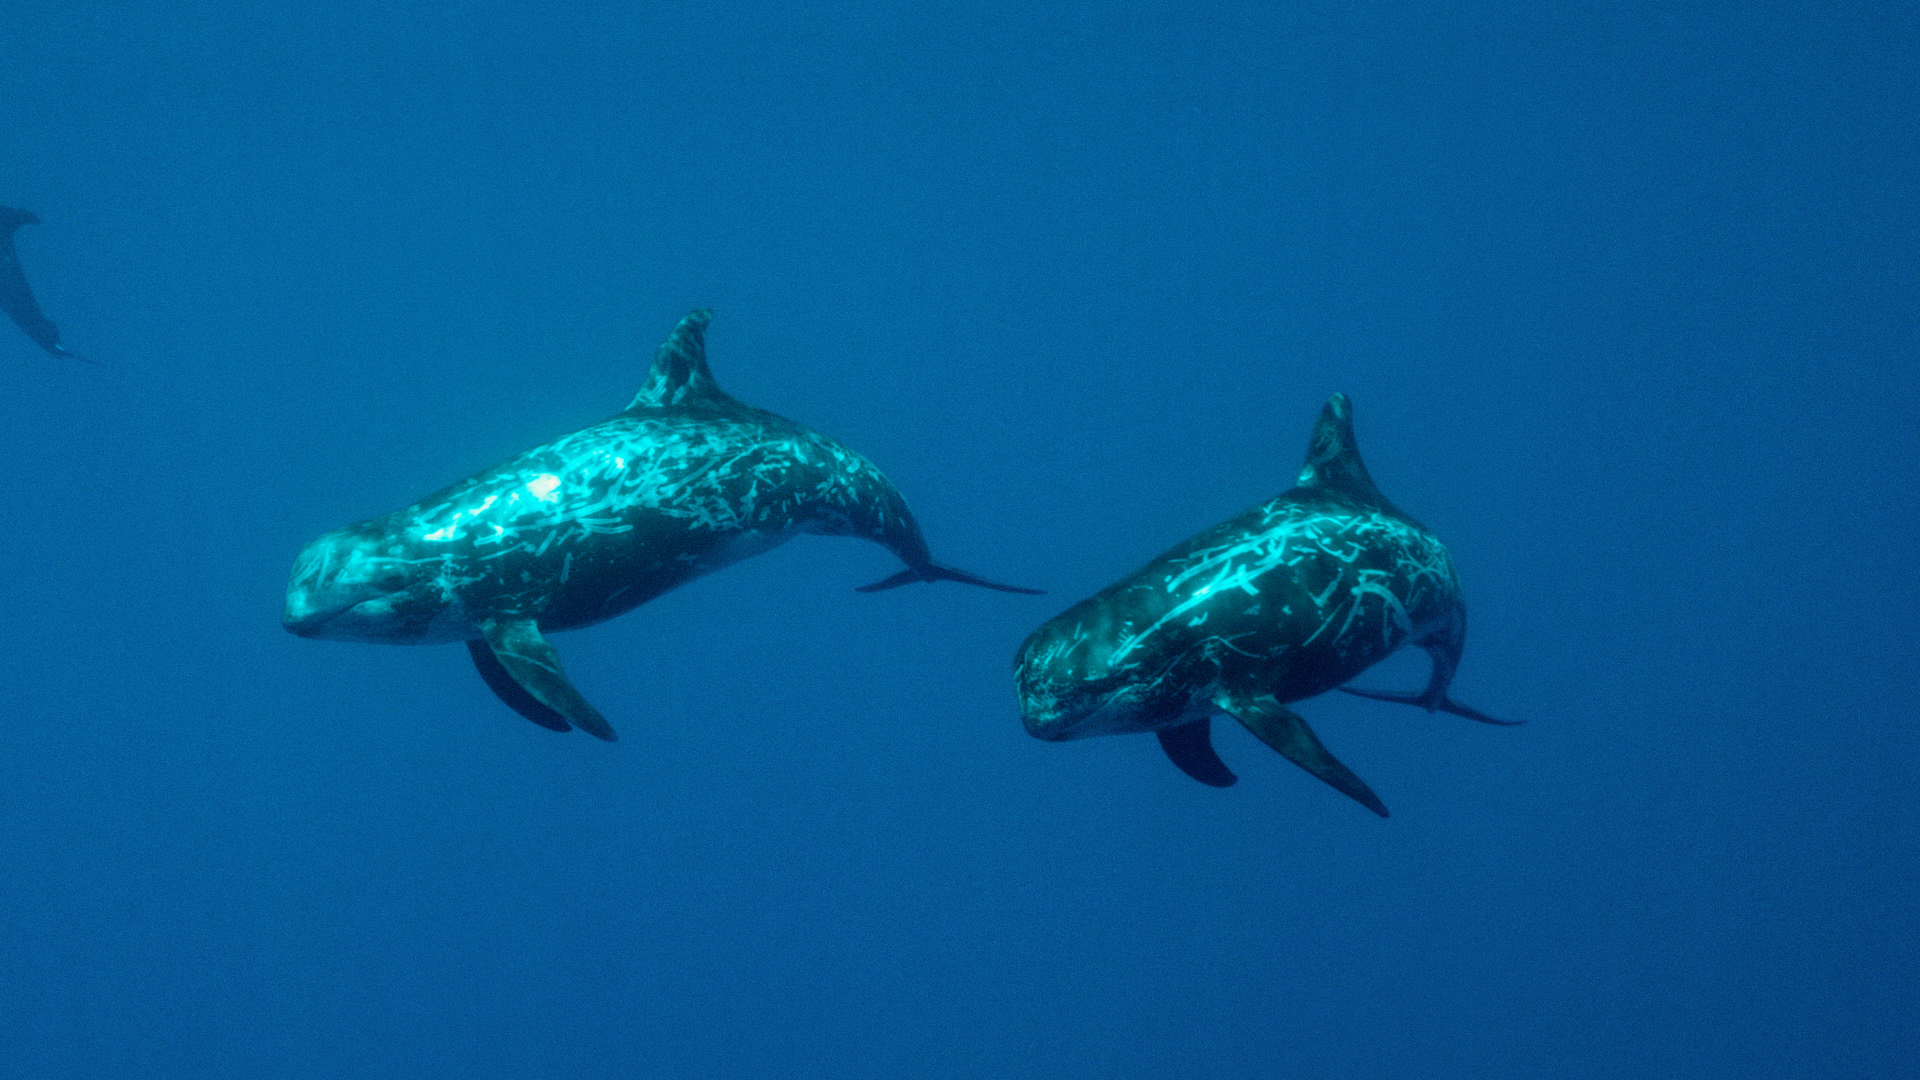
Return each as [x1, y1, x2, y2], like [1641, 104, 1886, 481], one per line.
[855, 560, 1043, 595]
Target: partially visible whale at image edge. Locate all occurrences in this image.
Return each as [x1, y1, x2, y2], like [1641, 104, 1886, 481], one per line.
[0, 205, 86, 362]
[285, 309, 1038, 740]
[1014, 394, 1514, 816]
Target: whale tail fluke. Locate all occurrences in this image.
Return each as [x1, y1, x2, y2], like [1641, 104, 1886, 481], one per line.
[855, 561, 1043, 595]
[1337, 685, 1521, 726]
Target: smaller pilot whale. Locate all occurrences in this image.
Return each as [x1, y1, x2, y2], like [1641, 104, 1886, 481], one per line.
[0, 206, 86, 362]
[285, 309, 1039, 740]
[1014, 394, 1513, 816]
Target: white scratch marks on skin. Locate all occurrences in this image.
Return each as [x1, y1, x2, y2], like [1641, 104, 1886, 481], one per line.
[1110, 508, 1424, 666]
[325, 394, 927, 647]
[1017, 492, 1468, 736]
[1309, 575, 1342, 609]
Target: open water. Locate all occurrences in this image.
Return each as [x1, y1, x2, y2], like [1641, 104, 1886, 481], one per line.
[1, 3, 1914, 1076]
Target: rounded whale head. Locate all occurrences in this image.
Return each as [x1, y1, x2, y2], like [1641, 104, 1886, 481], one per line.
[1015, 606, 1199, 742]
[282, 523, 457, 644]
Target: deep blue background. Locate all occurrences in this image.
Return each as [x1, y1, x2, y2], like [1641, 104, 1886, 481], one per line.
[2, 3, 1915, 1076]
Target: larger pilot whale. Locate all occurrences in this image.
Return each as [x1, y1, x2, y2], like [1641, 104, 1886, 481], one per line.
[1014, 394, 1513, 816]
[285, 309, 1038, 740]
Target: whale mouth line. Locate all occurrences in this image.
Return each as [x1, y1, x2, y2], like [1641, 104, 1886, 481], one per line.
[283, 604, 349, 638]
[282, 592, 375, 638]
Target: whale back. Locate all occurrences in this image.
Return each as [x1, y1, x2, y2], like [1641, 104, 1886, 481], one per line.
[617, 309, 959, 579]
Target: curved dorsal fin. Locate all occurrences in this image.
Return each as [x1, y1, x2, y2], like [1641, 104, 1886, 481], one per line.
[0, 206, 39, 235]
[1293, 393, 1391, 510]
[625, 309, 732, 410]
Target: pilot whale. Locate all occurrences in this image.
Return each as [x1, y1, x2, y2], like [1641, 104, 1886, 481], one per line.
[285, 309, 1038, 741]
[0, 206, 86, 362]
[1014, 394, 1512, 816]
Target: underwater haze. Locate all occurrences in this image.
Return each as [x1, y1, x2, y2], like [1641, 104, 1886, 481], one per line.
[2, 2, 1915, 1076]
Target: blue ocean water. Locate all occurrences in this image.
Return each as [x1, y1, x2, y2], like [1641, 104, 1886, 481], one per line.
[2, 2, 1915, 1076]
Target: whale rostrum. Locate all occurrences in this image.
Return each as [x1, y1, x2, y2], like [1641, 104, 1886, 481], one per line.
[1014, 394, 1513, 816]
[285, 309, 1038, 740]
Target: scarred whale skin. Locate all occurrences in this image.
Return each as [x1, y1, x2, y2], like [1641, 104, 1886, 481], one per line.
[1014, 394, 1512, 816]
[285, 309, 1037, 741]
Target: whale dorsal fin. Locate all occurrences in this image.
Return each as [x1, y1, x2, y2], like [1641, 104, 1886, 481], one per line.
[0, 206, 39, 234]
[625, 309, 732, 410]
[1292, 393, 1391, 511]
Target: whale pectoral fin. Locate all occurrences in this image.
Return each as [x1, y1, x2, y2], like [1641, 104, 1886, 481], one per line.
[1217, 691, 1388, 817]
[1337, 686, 1521, 726]
[854, 561, 1043, 595]
[467, 639, 572, 734]
[1156, 718, 1238, 787]
[477, 619, 618, 742]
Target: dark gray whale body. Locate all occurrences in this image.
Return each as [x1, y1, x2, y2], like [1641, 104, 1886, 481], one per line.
[0, 206, 85, 362]
[285, 310, 1037, 740]
[1014, 394, 1512, 816]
